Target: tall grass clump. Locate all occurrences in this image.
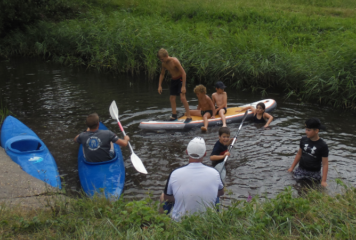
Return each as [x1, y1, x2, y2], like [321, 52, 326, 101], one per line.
[0, 101, 11, 126]
[0, 0, 356, 108]
[1, 184, 356, 239]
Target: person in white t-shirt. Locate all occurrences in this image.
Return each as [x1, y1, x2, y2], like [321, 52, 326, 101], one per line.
[159, 137, 225, 221]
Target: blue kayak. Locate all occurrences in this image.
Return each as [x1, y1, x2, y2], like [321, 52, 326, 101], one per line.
[0, 116, 61, 188]
[78, 122, 125, 199]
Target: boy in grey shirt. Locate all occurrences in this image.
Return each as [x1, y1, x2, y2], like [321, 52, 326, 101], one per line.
[74, 113, 129, 162]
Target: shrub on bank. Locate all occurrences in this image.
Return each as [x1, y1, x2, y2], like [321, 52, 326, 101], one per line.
[1, 185, 356, 239]
[0, 0, 356, 108]
[0, 0, 87, 38]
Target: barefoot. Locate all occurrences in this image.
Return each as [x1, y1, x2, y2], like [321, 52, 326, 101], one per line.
[201, 126, 207, 132]
[222, 124, 227, 127]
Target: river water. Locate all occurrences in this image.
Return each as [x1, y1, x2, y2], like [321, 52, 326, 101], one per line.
[1, 58, 356, 202]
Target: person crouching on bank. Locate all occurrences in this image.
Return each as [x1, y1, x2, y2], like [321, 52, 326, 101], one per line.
[160, 137, 224, 221]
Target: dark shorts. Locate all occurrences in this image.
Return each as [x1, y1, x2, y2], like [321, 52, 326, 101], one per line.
[293, 167, 321, 181]
[163, 201, 174, 214]
[170, 76, 183, 96]
[201, 110, 213, 117]
[216, 106, 227, 114]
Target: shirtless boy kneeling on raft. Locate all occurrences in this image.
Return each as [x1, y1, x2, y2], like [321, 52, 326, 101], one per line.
[186, 84, 216, 132]
[157, 48, 192, 123]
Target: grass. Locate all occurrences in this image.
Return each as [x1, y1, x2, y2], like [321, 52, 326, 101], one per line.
[1, 182, 356, 239]
[0, 0, 356, 108]
[0, 101, 11, 126]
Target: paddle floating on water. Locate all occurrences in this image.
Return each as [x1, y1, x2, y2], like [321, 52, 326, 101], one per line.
[109, 100, 148, 174]
[215, 110, 249, 182]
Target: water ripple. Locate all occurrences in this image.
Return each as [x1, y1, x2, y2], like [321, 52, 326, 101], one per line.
[1, 58, 356, 202]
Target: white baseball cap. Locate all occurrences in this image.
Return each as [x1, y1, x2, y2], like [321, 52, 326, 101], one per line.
[187, 137, 206, 159]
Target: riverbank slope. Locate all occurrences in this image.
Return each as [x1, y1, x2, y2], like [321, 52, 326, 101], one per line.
[0, 0, 356, 109]
[1, 180, 355, 239]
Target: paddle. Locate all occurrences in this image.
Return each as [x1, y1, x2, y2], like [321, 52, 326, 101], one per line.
[215, 110, 249, 181]
[109, 100, 148, 174]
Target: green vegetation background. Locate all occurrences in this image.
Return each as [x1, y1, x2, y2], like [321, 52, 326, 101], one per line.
[1, 185, 356, 239]
[1, 1, 356, 238]
[1, 0, 356, 108]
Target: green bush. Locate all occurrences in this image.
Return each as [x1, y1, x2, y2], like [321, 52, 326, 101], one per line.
[1, 185, 356, 239]
[1, 0, 356, 108]
[0, 0, 84, 37]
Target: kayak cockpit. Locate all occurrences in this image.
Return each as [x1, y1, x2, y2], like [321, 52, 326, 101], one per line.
[11, 140, 43, 152]
[83, 153, 118, 165]
[6, 136, 45, 153]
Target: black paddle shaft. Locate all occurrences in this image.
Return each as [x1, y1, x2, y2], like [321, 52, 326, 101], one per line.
[215, 110, 250, 177]
[222, 110, 249, 163]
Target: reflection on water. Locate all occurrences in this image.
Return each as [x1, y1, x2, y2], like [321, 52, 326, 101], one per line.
[1, 58, 356, 202]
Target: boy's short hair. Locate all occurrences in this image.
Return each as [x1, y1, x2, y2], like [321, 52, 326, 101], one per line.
[256, 102, 266, 110]
[157, 48, 168, 58]
[305, 118, 326, 130]
[219, 127, 230, 136]
[194, 84, 207, 94]
[86, 113, 99, 129]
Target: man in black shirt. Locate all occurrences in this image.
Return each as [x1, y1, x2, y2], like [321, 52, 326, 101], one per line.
[288, 118, 329, 187]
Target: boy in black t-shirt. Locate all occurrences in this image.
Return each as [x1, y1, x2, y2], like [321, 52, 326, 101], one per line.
[210, 127, 234, 167]
[288, 118, 329, 187]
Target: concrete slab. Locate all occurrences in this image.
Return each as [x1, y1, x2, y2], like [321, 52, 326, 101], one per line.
[0, 147, 61, 209]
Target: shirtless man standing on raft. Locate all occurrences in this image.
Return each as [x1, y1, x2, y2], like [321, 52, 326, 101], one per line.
[157, 48, 192, 123]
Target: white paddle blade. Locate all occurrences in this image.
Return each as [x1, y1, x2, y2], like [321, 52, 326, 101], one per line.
[220, 165, 226, 183]
[109, 100, 119, 120]
[131, 153, 148, 174]
[215, 161, 224, 173]
[109, 100, 147, 174]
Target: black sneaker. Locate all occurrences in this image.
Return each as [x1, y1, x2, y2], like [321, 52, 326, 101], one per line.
[169, 114, 178, 121]
[184, 118, 192, 123]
